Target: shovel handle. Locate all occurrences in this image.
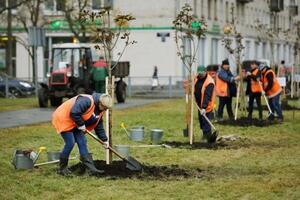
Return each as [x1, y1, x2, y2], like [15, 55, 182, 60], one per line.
[258, 81, 273, 115]
[194, 102, 217, 131]
[86, 130, 128, 161]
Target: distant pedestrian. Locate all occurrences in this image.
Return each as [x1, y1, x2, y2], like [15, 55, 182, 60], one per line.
[151, 66, 159, 90]
[90, 56, 108, 93]
[215, 59, 240, 120]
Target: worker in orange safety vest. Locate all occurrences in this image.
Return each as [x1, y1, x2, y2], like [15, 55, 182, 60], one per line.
[245, 60, 263, 120]
[259, 64, 283, 122]
[52, 93, 112, 176]
[184, 65, 217, 143]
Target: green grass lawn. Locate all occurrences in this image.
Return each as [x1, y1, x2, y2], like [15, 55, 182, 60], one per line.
[0, 99, 299, 200]
[0, 97, 38, 112]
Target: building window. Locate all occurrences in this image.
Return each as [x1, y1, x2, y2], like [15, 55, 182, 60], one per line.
[208, 0, 212, 19]
[45, 0, 54, 11]
[201, 0, 204, 18]
[245, 41, 251, 60]
[262, 42, 267, 59]
[214, 0, 217, 20]
[198, 38, 206, 65]
[225, 1, 229, 22]
[255, 42, 259, 59]
[211, 38, 218, 64]
[56, 0, 65, 11]
[0, 0, 6, 8]
[92, 0, 101, 10]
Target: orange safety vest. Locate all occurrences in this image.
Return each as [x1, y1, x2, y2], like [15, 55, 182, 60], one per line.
[52, 94, 103, 133]
[261, 69, 282, 98]
[250, 68, 262, 93]
[215, 74, 228, 97]
[194, 74, 215, 113]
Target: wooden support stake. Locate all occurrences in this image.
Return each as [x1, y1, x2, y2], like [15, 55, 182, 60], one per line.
[105, 77, 111, 164]
[234, 81, 240, 120]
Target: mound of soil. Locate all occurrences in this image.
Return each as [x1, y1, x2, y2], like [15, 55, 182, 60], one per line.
[217, 117, 277, 127]
[69, 160, 204, 180]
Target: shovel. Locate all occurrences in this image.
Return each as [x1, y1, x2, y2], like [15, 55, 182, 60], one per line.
[86, 130, 143, 171]
[258, 81, 274, 116]
[194, 102, 219, 136]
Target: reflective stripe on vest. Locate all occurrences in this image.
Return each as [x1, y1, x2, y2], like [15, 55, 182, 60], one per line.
[52, 94, 99, 133]
[261, 70, 282, 98]
[194, 74, 216, 113]
[215, 74, 228, 97]
[250, 68, 262, 93]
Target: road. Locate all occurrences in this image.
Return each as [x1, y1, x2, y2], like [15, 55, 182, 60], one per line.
[0, 98, 166, 129]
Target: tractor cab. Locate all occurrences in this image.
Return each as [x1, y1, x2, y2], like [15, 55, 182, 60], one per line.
[50, 43, 93, 90]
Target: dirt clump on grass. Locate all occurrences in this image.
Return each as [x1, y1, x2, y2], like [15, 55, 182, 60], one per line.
[69, 160, 204, 180]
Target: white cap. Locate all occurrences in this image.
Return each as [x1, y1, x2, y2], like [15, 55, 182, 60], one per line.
[99, 94, 113, 109]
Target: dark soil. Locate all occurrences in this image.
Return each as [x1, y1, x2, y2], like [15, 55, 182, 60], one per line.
[216, 117, 277, 127]
[165, 140, 250, 150]
[69, 160, 204, 180]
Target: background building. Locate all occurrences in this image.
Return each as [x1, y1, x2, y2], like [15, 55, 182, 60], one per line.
[0, 0, 299, 83]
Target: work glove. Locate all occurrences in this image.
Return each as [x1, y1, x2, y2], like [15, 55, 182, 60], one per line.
[261, 91, 266, 96]
[102, 141, 109, 149]
[200, 108, 206, 115]
[246, 71, 251, 76]
[78, 125, 86, 132]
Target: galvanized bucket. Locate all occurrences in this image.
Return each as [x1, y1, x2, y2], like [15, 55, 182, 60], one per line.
[150, 129, 163, 144]
[12, 149, 34, 169]
[47, 151, 60, 161]
[129, 128, 144, 141]
[114, 145, 130, 158]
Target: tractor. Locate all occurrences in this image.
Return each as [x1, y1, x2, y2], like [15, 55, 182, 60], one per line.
[38, 43, 129, 107]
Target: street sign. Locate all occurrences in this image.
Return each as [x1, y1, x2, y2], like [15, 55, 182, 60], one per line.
[28, 27, 45, 47]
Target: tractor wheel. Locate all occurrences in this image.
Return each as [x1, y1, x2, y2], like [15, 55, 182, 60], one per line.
[50, 96, 63, 107]
[116, 80, 126, 103]
[76, 87, 86, 95]
[38, 88, 48, 108]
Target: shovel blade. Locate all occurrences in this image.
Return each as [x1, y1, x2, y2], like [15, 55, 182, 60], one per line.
[125, 156, 143, 171]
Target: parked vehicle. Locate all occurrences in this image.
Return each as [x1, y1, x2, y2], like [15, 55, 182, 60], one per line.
[0, 72, 35, 97]
[38, 43, 130, 107]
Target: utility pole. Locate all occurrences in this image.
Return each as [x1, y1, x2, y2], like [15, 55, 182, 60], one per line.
[6, 0, 13, 76]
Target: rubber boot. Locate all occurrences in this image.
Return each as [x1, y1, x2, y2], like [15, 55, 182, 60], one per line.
[80, 154, 104, 175]
[207, 131, 218, 144]
[57, 157, 72, 176]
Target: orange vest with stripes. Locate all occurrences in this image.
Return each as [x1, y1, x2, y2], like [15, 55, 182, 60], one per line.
[52, 94, 103, 133]
[250, 68, 262, 93]
[215, 74, 228, 97]
[194, 74, 215, 113]
[261, 69, 282, 98]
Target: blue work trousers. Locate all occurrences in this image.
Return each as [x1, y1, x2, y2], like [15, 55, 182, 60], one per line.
[60, 129, 89, 158]
[268, 93, 283, 120]
[198, 111, 213, 136]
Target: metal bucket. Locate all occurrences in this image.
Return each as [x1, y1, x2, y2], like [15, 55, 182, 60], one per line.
[114, 145, 130, 158]
[47, 151, 60, 161]
[129, 128, 144, 141]
[150, 129, 163, 144]
[12, 149, 34, 169]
